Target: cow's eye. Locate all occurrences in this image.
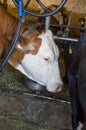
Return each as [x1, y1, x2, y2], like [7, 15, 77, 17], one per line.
[44, 57, 50, 63]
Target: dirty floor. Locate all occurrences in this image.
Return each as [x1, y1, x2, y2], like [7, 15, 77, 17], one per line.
[0, 116, 60, 130]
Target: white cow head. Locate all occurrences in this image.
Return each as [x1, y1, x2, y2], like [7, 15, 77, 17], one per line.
[9, 30, 63, 93]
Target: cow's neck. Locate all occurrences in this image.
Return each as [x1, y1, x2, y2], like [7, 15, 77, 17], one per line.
[5, 17, 18, 41]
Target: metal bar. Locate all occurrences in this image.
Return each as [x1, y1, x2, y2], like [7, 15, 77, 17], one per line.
[45, 16, 51, 30]
[25, 21, 86, 31]
[0, 89, 70, 105]
[40, 22, 86, 30]
[53, 36, 78, 42]
[65, 11, 72, 37]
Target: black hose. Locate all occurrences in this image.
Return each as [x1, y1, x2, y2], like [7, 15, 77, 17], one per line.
[0, 17, 23, 74]
[24, 0, 30, 9]
[12, 0, 18, 7]
[13, 0, 67, 17]
[36, 0, 50, 13]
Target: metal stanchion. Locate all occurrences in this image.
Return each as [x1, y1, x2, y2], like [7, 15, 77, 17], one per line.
[45, 16, 51, 30]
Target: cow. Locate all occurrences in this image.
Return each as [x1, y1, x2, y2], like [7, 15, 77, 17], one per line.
[78, 16, 86, 34]
[68, 30, 86, 130]
[0, 4, 63, 93]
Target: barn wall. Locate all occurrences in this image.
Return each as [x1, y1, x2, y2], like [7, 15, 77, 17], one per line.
[1, 0, 86, 14]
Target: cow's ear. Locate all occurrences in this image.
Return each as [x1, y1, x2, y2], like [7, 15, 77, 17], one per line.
[15, 37, 35, 51]
[15, 37, 39, 54]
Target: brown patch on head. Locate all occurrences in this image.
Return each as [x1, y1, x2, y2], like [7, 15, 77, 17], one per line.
[17, 30, 42, 54]
[8, 50, 24, 68]
[9, 30, 42, 68]
[26, 30, 42, 54]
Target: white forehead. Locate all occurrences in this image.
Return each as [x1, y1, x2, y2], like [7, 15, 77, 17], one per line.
[38, 31, 51, 49]
[38, 30, 52, 41]
[38, 30, 59, 58]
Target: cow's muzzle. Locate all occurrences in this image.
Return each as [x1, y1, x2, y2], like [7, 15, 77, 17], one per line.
[55, 84, 63, 92]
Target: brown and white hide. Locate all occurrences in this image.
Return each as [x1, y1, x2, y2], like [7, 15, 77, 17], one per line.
[78, 16, 86, 34]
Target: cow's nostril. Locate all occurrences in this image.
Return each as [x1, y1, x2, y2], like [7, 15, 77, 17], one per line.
[44, 58, 48, 60]
[56, 85, 63, 92]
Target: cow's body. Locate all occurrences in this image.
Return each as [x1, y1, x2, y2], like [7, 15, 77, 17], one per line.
[68, 30, 86, 130]
[0, 4, 63, 93]
[79, 16, 86, 34]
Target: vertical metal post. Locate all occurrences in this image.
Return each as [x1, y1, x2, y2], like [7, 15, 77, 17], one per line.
[65, 11, 71, 37]
[45, 16, 51, 30]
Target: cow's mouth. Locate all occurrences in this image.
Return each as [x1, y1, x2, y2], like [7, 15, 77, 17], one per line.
[25, 77, 63, 93]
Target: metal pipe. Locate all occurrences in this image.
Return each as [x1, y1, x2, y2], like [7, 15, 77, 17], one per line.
[23, 92, 71, 105]
[0, 89, 70, 105]
[65, 11, 72, 37]
[45, 16, 51, 30]
[42, 23, 86, 30]
[53, 36, 78, 42]
[25, 21, 86, 31]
